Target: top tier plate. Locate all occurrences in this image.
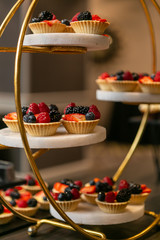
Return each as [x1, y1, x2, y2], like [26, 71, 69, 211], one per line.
[23, 33, 111, 51]
[96, 90, 160, 104]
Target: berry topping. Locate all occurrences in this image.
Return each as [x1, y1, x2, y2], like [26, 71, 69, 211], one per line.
[58, 193, 66, 201]
[85, 112, 95, 120]
[99, 72, 110, 79]
[53, 182, 68, 193]
[105, 191, 116, 203]
[60, 178, 73, 185]
[80, 185, 96, 194]
[61, 19, 70, 26]
[31, 17, 40, 23]
[123, 71, 133, 80]
[10, 191, 21, 199]
[139, 76, 153, 83]
[49, 104, 58, 111]
[51, 192, 59, 200]
[4, 207, 11, 213]
[27, 103, 40, 115]
[92, 15, 101, 21]
[129, 183, 142, 194]
[63, 113, 86, 122]
[38, 102, 50, 113]
[142, 188, 151, 194]
[118, 179, 129, 190]
[77, 11, 92, 21]
[88, 105, 101, 119]
[38, 11, 53, 21]
[65, 191, 73, 201]
[17, 199, 28, 208]
[74, 180, 83, 188]
[37, 112, 50, 123]
[0, 204, 4, 214]
[96, 181, 112, 193]
[103, 176, 114, 186]
[70, 188, 80, 200]
[22, 106, 28, 116]
[98, 192, 105, 201]
[5, 188, 14, 196]
[43, 196, 48, 201]
[4, 112, 17, 120]
[116, 189, 131, 202]
[9, 199, 16, 207]
[64, 102, 76, 114]
[49, 110, 61, 122]
[28, 178, 36, 186]
[27, 198, 37, 207]
[71, 12, 80, 22]
[132, 73, 139, 80]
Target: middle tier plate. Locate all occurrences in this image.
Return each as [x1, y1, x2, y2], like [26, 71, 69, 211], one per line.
[0, 126, 106, 149]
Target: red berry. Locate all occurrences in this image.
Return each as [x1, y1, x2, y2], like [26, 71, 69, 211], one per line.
[123, 71, 133, 80]
[5, 188, 14, 196]
[99, 19, 107, 22]
[71, 12, 80, 22]
[99, 72, 110, 79]
[25, 174, 33, 181]
[15, 186, 23, 191]
[64, 102, 76, 114]
[51, 192, 59, 200]
[103, 176, 114, 186]
[71, 188, 80, 200]
[38, 102, 50, 113]
[142, 188, 151, 194]
[154, 75, 160, 82]
[88, 105, 101, 119]
[92, 14, 101, 21]
[26, 103, 40, 114]
[52, 14, 56, 20]
[105, 191, 116, 203]
[4, 207, 11, 213]
[37, 112, 50, 123]
[74, 180, 83, 188]
[17, 199, 28, 208]
[118, 180, 129, 190]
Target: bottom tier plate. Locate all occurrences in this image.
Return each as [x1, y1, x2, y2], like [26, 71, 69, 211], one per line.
[50, 202, 144, 225]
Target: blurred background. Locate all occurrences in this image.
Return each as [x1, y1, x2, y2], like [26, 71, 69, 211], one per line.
[0, 0, 160, 188]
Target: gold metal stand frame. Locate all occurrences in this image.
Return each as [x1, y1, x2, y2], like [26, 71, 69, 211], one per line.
[0, 0, 160, 239]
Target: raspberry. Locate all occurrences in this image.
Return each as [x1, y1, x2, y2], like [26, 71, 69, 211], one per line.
[123, 71, 133, 80]
[26, 103, 40, 114]
[71, 188, 80, 199]
[74, 180, 83, 188]
[38, 102, 50, 113]
[92, 15, 101, 21]
[17, 199, 28, 208]
[88, 105, 101, 119]
[37, 112, 50, 123]
[99, 72, 110, 79]
[15, 186, 23, 191]
[105, 191, 116, 203]
[103, 176, 114, 186]
[5, 188, 14, 196]
[118, 180, 129, 190]
[51, 192, 59, 200]
[71, 12, 80, 22]
[64, 102, 76, 114]
[154, 74, 160, 82]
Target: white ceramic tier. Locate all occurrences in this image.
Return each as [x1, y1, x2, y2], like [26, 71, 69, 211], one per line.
[0, 126, 106, 149]
[96, 90, 160, 104]
[50, 202, 144, 225]
[23, 33, 111, 51]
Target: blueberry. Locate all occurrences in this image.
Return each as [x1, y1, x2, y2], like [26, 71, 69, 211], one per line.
[102, 182, 112, 192]
[85, 112, 95, 121]
[64, 187, 72, 193]
[10, 199, 16, 206]
[96, 181, 104, 192]
[89, 180, 95, 186]
[31, 17, 41, 23]
[58, 193, 66, 201]
[132, 73, 139, 80]
[22, 106, 28, 116]
[65, 191, 72, 201]
[49, 104, 58, 111]
[116, 74, 123, 81]
[60, 179, 73, 185]
[28, 178, 36, 186]
[116, 70, 124, 75]
[28, 115, 36, 123]
[61, 19, 70, 26]
[23, 114, 29, 123]
[10, 191, 20, 199]
[27, 198, 37, 207]
[77, 11, 92, 21]
[151, 74, 155, 80]
[43, 196, 48, 201]
[38, 11, 53, 21]
[0, 204, 4, 214]
[69, 183, 80, 190]
[98, 192, 105, 201]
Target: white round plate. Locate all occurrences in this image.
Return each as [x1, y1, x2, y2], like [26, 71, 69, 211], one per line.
[50, 202, 144, 225]
[96, 90, 160, 104]
[23, 33, 111, 51]
[0, 126, 106, 149]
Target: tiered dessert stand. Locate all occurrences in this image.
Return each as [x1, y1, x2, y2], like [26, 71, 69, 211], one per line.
[0, 1, 160, 239]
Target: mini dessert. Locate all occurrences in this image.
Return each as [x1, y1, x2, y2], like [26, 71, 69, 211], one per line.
[53, 178, 82, 193]
[70, 11, 110, 34]
[23, 102, 61, 136]
[3, 187, 32, 203]
[29, 11, 66, 33]
[80, 176, 114, 204]
[34, 191, 49, 210]
[96, 72, 114, 91]
[96, 188, 131, 213]
[22, 174, 48, 195]
[3, 112, 19, 132]
[0, 203, 14, 225]
[118, 179, 151, 205]
[62, 103, 100, 134]
[139, 71, 160, 94]
[61, 19, 75, 33]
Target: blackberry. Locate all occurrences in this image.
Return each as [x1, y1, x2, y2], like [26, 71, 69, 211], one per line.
[38, 11, 53, 21]
[65, 107, 74, 115]
[79, 106, 89, 114]
[65, 191, 72, 201]
[98, 192, 105, 201]
[10, 199, 16, 206]
[69, 183, 80, 191]
[95, 181, 104, 192]
[28, 114, 36, 123]
[61, 178, 73, 185]
[49, 104, 58, 111]
[102, 182, 112, 192]
[0, 204, 4, 214]
[85, 112, 95, 120]
[22, 106, 28, 116]
[10, 191, 20, 199]
[58, 193, 66, 201]
[116, 189, 131, 202]
[72, 106, 80, 113]
[89, 180, 95, 186]
[28, 178, 36, 186]
[31, 17, 40, 23]
[77, 11, 92, 21]
[27, 198, 37, 207]
[49, 110, 61, 122]
[129, 183, 142, 194]
[61, 19, 70, 26]
[43, 196, 48, 201]
[132, 73, 139, 80]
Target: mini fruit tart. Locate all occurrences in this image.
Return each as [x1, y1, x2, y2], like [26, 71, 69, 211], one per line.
[70, 11, 110, 34]
[80, 176, 114, 205]
[139, 71, 160, 94]
[96, 72, 114, 91]
[29, 11, 66, 33]
[62, 103, 100, 134]
[34, 191, 49, 210]
[0, 204, 14, 225]
[2, 112, 19, 132]
[23, 102, 61, 136]
[96, 189, 131, 213]
[3, 187, 32, 203]
[118, 179, 151, 205]
[13, 198, 39, 217]
[51, 187, 81, 212]
[52, 178, 82, 194]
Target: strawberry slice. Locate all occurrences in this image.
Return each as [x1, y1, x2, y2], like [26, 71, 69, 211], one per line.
[142, 188, 151, 194]
[80, 185, 96, 194]
[63, 114, 86, 122]
[140, 184, 147, 191]
[139, 76, 153, 83]
[53, 182, 68, 193]
[94, 178, 101, 183]
[5, 112, 17, 120]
